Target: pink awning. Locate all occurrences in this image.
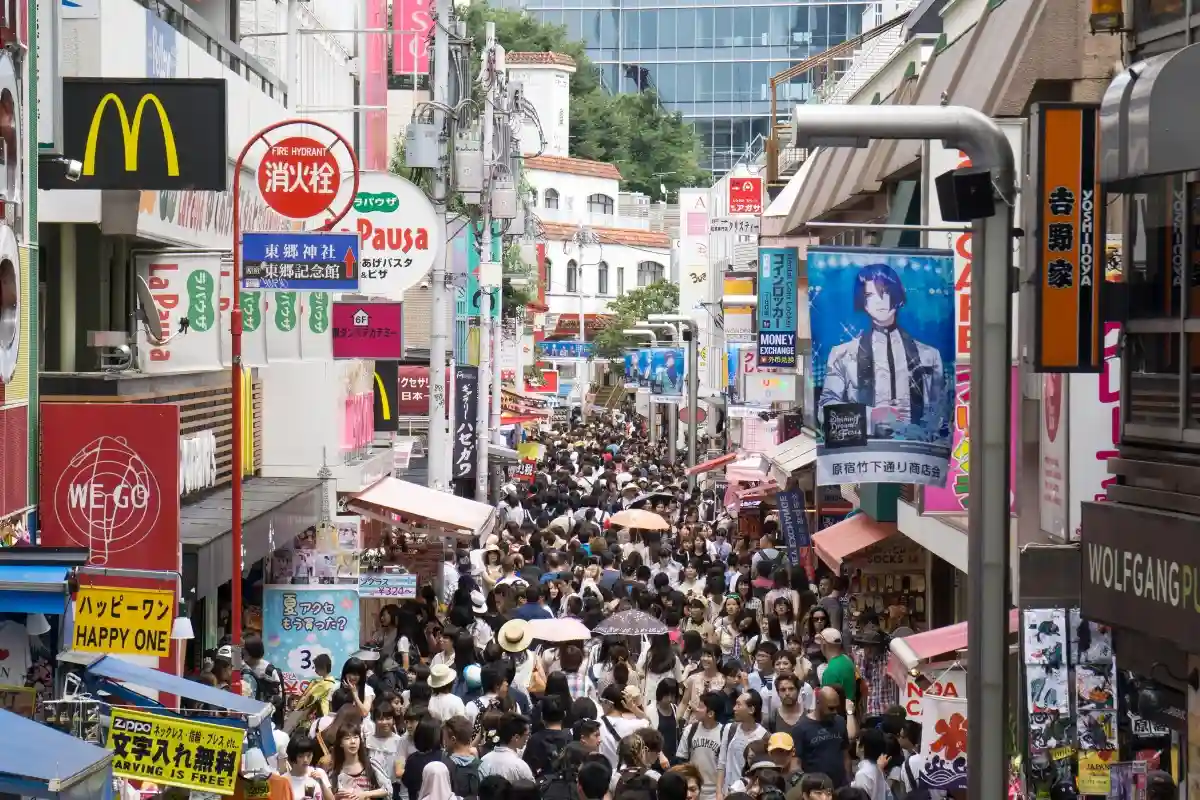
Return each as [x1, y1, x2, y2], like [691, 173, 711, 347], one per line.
[686, 452, 737, 476]
[738, 481, 780, 500]
[811, 513, 897, 570]
[888, 610, 1020, 683]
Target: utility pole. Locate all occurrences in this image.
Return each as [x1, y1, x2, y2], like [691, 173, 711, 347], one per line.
[426, 0, 453, 490]
[475, 21, 497, 502]
[489, 51, 507, 450]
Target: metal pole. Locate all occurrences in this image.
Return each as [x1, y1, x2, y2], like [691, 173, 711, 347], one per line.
[789, 103, 1015, 800]
[426, 0, 452, 490]
[475, 21, 496, 503]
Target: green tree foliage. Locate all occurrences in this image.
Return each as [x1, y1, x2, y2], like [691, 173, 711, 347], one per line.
[591, 280, 680, 357]
[461, 1, 709, 196]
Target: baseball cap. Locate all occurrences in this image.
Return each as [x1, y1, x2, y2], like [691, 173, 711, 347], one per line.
[818, 628, 842, 644]
[767, 733, 794, 753]
[747, 760, 777, 773]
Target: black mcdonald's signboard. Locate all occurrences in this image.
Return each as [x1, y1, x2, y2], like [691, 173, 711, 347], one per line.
[40, 78, 227, 191]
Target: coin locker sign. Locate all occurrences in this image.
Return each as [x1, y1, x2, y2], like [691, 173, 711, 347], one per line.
[75, 585, 174, 657]
[108, 707, 243, 795]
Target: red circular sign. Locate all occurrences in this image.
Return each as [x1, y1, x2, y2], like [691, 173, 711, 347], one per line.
[257, 136, 342, 219]
[678, 406, 707, 424]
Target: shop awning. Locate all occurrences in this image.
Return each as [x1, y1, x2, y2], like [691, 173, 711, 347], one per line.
[488, 443, 521, 463]
[182, 476, 323, 602]
[0, 564, 75, 615]
[686, 452, 737, 476]
[811, 513, 897, 570]
[766, 433, 818, 476]
[348, 476, 498, 538]
[727, 455, 770, 483]
[0, 707, 112, 799]
[84, 655, 275, 727]
[889, 609, 1020, 673]
[738, 481, 779, 500]
[500, 414, 541, 426]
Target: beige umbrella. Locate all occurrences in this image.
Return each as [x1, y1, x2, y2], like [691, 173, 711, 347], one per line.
[609, 509, 671, 531]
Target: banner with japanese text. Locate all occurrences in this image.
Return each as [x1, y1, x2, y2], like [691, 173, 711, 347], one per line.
[757, 247, 798, 368]
[808, 247, 956, 487]
[262, 585, 361, 693]
[918, 694, 969, 790]
[452, 366, 480, 482]
[108, 706, 243, 795]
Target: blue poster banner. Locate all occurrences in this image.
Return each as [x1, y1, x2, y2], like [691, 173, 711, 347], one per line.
[263, 585, 361, 689]
[637, 349, 652, 391]
[623, 352, 638, 388]
[776, 489, 810, 563]
[537, 340, 595, 360]
[649, 346, 686, 403]
[757, 247, 799, 368]
[808, 246, 956, 488]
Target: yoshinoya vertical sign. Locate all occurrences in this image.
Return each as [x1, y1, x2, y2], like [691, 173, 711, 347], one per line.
[452, 366, 480, 482]
[40, 403, 181, 572]
[1032, 104, 1105, 373]
[808, 246, 956, 488]
[757, 247, 798, 368]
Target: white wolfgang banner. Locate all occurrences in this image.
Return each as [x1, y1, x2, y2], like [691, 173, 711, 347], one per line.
[925, 121, 1025, 363]
[1068, 322, 1121, 541]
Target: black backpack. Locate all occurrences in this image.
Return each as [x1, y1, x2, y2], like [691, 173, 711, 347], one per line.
[446, 756, 481, 800]
[540, 766, 579, 800]
[614, 769, 656, 800]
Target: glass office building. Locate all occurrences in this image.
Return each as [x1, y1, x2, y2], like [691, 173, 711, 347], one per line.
[515, 1, 869, 173]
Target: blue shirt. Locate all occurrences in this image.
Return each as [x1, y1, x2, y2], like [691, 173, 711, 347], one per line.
[512, 602, 555, 621]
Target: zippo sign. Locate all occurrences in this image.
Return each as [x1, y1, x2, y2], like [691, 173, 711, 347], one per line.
[39, 404, 181, 573]
[729, 177, 763, 215]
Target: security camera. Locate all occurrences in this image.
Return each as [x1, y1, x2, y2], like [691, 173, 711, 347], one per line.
[419, 279, 431, 290]
[56, 158, 82, 182]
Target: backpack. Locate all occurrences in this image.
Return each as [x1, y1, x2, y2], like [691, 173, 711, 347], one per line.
[243, 663, 284, 725]
[445, 756, 481, 800]
[468, 696, 499, 745]
[540, 766, 579, 800]
[614, 769, 656, 800]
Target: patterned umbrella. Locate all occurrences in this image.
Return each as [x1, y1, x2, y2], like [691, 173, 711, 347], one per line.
[593, 609, 669, 637]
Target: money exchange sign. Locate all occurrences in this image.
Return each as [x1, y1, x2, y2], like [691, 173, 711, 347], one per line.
[108, 706, 243, 795]
[74, 585, 174, 657]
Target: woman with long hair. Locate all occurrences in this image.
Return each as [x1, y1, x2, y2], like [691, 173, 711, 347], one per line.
[679, 630, 705, 676]
[374, 604, 412, 674]
[328, 724, 390, 798]
[735, 611, 762, 665]
[766, 596, 797, 647]
[639, 634, 682, 725]
[402, 717, 446, 800]
[678, 644, 725, 720]
[593, 636, 635, 694]
[451, 632, 481, 700]
[714, 596, 744, 660]
[545, 580, 565, 616]
[540, 671, 577, 729]
[340, 657, 374, 718]
[803, 606, 832, 667]
[734, 576, 762, 618]
[764, 568, 802, 621]
[481, 544, 504, 591]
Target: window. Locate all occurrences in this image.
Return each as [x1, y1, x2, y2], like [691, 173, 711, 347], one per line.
[588, 193, 615, 215]
[637, 260, 665, 286]
[527, 188, 537, 208]
[545, 258, 553, 292]
[545, 189, 560, 209]
[567, 259, 579, 293]
[598, 261, 609, 295]
[617, 265, 625, 296]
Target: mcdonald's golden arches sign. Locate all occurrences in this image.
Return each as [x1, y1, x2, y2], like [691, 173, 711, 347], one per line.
[40, 78, 227, 191]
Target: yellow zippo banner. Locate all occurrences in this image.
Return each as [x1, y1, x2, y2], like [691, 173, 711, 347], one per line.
[108, 707, 243, 795]
[74, 585, 175, 657]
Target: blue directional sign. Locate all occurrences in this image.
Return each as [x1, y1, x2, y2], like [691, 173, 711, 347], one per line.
[241, 231, 361, 291]
[536, 340, 595, 360]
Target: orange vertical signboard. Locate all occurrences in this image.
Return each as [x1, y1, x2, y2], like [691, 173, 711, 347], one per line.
[1033, 103, 1105, 373]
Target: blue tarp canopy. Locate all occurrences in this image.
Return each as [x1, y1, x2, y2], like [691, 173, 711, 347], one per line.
[0, 708, 112, 799]
[0, 564, 73, 614]
[85, 655, 273, 724]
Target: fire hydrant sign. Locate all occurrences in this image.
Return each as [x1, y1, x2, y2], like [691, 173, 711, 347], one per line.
[108, 706, 243, 795]
[74, 585, 175, 657]
[258, 136, 341, 219]
[241, 231, 360, 292]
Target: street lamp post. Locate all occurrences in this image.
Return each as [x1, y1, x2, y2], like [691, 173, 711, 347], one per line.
[649, 314, 700, 488]
[789, 104, 1015, 800]
[623, 328, 657, 445]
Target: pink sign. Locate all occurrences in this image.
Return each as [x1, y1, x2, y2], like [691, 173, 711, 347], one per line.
[923, 365, 1019, 514]
[392, 0, 432, 75]
[332, 302, 404, 359]
[364, 0, 389, 169]
[343, 392, 373, 453]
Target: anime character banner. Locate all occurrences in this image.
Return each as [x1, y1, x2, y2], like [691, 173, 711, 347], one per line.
[807, 246, 957, 487]
[649, 347, 686, 404]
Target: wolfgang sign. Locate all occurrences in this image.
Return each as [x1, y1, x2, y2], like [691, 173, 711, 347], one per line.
[41, 78, 227, 190]
[1081, 500, 1200, 652]
[40, 404, 181, 573]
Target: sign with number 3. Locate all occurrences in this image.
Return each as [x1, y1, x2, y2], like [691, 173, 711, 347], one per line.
[262, 585, 360, 690]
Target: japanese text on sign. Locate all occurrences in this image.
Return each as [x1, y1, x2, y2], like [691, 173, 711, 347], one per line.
[709, 217, 761, 235]
[453, 367, 480, 482]
[357, 572, 418, 598]
[75, 585, 174, 657]
[757, 247, 798, 368]
[257, 136, 341, 220]
[108, 707, 243, 795]
[280, 591, 349, 631]
[241, 232, 360, 292]
[828, 458, 943, 481]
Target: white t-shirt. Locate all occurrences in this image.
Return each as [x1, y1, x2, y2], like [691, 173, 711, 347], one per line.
[0, 620, 30, 686]
[428, 692, 467, 721]
[598, 714, 645, 771]
[676, 722, 727, 800]
[288, 767, 329, 800]
[717, 724, 767, 792]
[366, 732, 402, 783]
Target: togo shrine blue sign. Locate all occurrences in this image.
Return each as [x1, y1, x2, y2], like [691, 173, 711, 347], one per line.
[757, 247, 798, 368]
[242, 231, 361, 291]
[536, 340, 595, 360]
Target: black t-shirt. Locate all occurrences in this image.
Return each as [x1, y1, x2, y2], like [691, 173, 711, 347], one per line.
[403, 749, 445, 800]
[525, 728, 573, 777]
[792, 714, 850, 787]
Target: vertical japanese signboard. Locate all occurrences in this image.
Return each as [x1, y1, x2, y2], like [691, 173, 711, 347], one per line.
[776, 488, 810, 564]
[1032, 103, 1105, 372]
[757, 247, 798, 368]
[453, 366, 480, 483]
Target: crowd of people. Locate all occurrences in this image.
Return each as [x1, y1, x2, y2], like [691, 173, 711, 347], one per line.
[271, 412, 940, 800]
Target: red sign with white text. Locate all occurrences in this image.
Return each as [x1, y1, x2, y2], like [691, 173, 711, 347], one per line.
[257, 136, 341, 219]
[39, 404, 181, 573]
[392, 0, 432, 75]
[729, 177, 763, 214]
